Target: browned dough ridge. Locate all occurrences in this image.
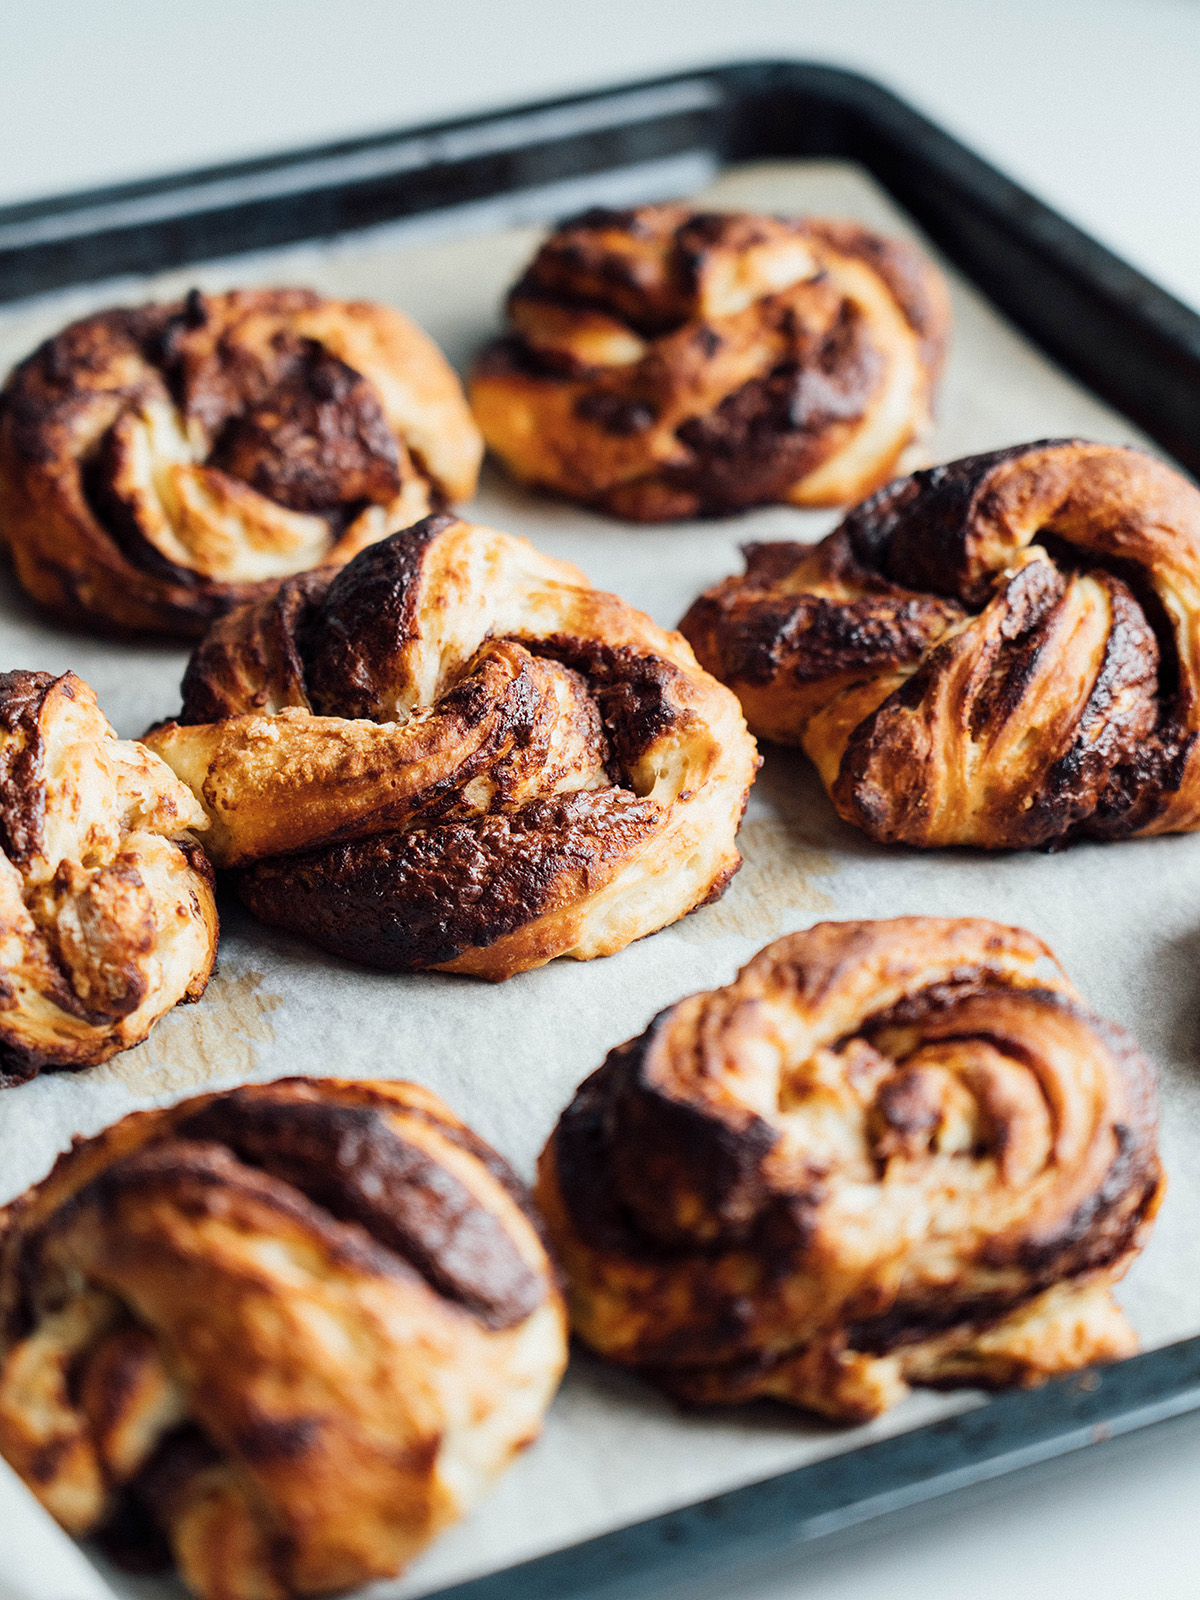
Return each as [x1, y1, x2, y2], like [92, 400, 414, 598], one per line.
[146, 513, 759, 979]
[537, 917, 1163, 1422]
[470, 205, 949, 520]
[0, 669, 217, 1083]
[0, 1076, 567, 1598]
[0, 287, 482, 635]
[682, 440, 1200, 848]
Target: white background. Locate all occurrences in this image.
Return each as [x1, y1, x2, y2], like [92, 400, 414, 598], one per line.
[3, 4, 1200, 1598]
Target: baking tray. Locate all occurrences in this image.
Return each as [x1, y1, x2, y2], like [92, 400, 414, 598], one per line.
[3, 60, 1200, 1600]
[4, 61, 1198, 478]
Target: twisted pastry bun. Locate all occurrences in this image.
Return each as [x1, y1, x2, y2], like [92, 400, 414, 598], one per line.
[144, 512, 758, 978]
[0, 669, 216, 1084]
[681, 440, 1200, 848]
[469, 205, 949, 520]
[537, 918, 1162, 1423]
[0, 288, 482, 635]
[0, 1077, 566, 1599]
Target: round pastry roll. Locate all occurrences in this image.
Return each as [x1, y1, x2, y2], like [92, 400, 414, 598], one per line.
[0, 287, 482, 635]
[681, 439, 1200, 849]
[0, 669, 216, 1083]
[144, 512, 759, 978]
[536, 918, 1162, 1423]
[0, 1077, 567, 1599]
[469, 204, 949, 520]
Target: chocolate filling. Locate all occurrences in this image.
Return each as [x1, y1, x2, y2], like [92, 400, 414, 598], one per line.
[175, 1093, 542, 1329]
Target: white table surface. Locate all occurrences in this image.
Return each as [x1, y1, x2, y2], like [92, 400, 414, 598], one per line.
[4, 4, 1200, 1598]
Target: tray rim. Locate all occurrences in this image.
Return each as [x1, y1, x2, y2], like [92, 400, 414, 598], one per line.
[3, 56, 1200, 1599]
[428, 1334, 1200, 1599]
[2, 60, 1200, 475]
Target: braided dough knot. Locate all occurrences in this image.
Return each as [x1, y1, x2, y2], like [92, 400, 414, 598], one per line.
[470, 205, 948, 520]
[682, 440, 1200, 847]
[0, 289, 482, 633]
[146, 513, 758, 977]
[0, 670, 216, 1081]
[537, 918, 1162, 1421]
[0, 1078, 566, 1598]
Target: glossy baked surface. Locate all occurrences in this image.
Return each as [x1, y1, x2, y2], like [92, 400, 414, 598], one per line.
[0, 669, 216, 1083]
[0, 288, 482, 635]
[538, 917, 1162, 1421]
[0, 1076, 567, 1598]
[682, 440, 1200, 848]
[470, 205, 948, 520]
[147, 513, 759, 978]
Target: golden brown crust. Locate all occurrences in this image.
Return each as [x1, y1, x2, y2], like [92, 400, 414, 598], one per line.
[0, 288, 482, 636]
[0, 670, 217, 1083]
[680, 440, 1200, 848]
[536, 917, 1162, 1422]
[469, 205, 949, 520]
[145, 513, 759, 979]
[0, 1076, 567, 1598]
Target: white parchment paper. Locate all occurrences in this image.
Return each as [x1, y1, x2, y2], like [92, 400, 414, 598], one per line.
[1, 160, 1198, 1599]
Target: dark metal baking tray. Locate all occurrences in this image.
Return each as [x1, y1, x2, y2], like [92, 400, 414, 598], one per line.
[4, 61, 1200, 479]
[4, 58, 1200, 1600]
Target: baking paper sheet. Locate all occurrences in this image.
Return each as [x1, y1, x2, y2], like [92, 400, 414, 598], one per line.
[1, 159, 1198, 1599]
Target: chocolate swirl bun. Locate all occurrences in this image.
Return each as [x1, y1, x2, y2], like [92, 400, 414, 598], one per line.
[0, 288, 482, 635]
[0, 670, 216, 1083]
[469, 205, 949, 520]
[144, 513, 758, 978]
[537, 918, 1162, 1422]
[0, 1077, 566, 1599]
[681, 440, 1200, 848]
